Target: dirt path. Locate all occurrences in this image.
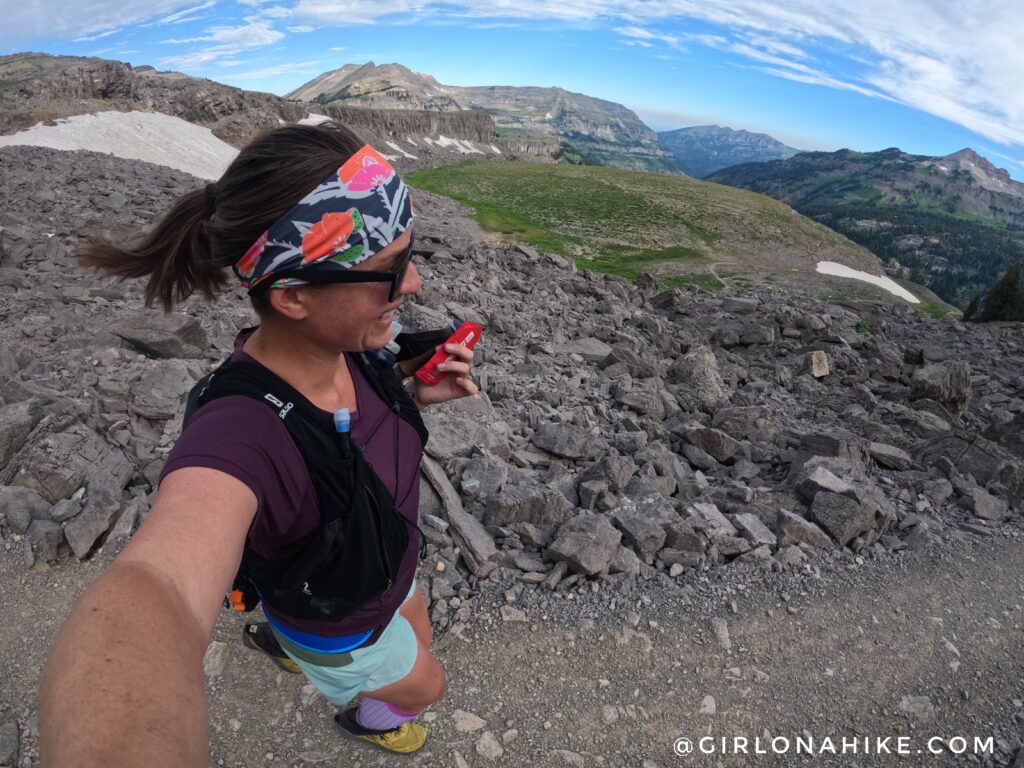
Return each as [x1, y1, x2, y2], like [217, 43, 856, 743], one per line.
[708, 262, 732, 289]
[2, 532, 1023, 767]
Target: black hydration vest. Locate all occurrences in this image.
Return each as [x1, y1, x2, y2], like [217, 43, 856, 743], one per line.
[183, 328, 437, 623]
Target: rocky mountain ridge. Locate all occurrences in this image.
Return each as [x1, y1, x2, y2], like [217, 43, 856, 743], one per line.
[707, 147, 1024, 308]
[0, 52, 306, 147]
[658, 124, 801, 178]
[0, 53, 503, 168]
[287, 62, 459, 111]
[287, 61, 680, 173]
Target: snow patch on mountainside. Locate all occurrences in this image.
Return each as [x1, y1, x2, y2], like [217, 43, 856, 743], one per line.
[0, 111, 238, 180]
[298, 113, 332, 126]
[817, 261, 920, 303]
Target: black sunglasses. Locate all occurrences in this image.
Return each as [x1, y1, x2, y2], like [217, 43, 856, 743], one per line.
[253, 225, 415, 303]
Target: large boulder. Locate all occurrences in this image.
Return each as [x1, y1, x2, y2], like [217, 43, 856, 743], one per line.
[666, 346, 731, 413]
[131, 360, 197, 421]
[795, 465, 856, 505]
[731, 512, 777, 548]
[910, 362, 971, 419]
[916, 435, 1024, 501]
[2, 422, 132, 504]
[546, 514, 622, 576]
[477, 482, 574, 529]
[682, 427, 741, 463]
[578, 455, 637, 493]
[711, 406, 781, 446]
[64, 484, 124, 559]
[552, 337, 613, 362]
[612, 509, 667, 558]
[985, 413, 1024, 459]
[0, 399, 42, 469]
[599, 345, 660, 379]
[958, 485, 1010, 521]
[111, 311, 209, 359]
[808, 491, 876, 547]
[687, 502, 737, 537]
[422, 392, 511, 461]
[776, 509, 833, 548]
[0, 485, 51, 533]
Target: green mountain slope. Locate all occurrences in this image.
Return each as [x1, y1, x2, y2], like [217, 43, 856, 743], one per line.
[658, 125, 800, 178]
[707, 148, 1024, 308]
[406, 160, 953, 312]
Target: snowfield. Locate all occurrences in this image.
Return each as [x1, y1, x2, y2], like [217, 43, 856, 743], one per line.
[816, 261, 920, 303]
[0, 111, 239, 180]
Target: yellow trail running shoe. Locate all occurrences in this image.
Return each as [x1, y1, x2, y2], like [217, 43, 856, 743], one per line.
[334, 709, 428, 754]
[242, 622, 302, 675]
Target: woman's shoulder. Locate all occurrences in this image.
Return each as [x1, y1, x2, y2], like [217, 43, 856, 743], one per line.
[160, 394, 302, 491]
[183, 392, 288, 434]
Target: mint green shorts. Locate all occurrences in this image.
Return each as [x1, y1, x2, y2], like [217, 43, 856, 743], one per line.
[272, 581, 420, 706]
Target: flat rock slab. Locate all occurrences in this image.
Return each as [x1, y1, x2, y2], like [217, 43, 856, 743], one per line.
[111, 311, 209, 359]
[869, 442, 914, 471]
[531, 423, 603, 460]
[551, 337, 612, 362]
[776, 509, 833, 548]
[420, 456, 496, 573]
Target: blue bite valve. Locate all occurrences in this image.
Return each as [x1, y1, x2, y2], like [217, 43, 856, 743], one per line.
[334, 407, 351, 454]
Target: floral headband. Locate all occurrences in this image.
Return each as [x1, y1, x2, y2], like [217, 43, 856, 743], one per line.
[234, 144, 414, 293]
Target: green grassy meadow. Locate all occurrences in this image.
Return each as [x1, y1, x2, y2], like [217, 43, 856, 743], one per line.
[406, 160, 935, 304]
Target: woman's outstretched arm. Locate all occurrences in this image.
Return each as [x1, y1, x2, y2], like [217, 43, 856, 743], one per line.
[40, 468, 257, 768]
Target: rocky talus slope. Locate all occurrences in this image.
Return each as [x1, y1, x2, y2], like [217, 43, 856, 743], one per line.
[0, 145, 1023, 766]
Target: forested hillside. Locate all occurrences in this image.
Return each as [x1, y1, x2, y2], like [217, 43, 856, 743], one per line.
[709, 148, 1024, 308]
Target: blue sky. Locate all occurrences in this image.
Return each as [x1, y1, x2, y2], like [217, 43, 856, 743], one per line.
[5, 1, 1024, 179]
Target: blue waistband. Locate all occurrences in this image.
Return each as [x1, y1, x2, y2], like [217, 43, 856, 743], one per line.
[263, 608, 374, 653]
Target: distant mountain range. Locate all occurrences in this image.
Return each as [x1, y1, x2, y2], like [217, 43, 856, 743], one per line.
[708, 147, 1024, 307]
[657, 125, 801, 178]
[286, 62, 680, 174]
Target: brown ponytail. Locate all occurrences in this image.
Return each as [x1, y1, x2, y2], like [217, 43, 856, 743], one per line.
[75, 121, 366, 312]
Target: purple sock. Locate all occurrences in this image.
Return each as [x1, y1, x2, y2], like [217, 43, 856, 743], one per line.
[355, 697, 420, 731]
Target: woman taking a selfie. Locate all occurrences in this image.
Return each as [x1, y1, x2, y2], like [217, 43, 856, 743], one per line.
[40, 121, 476, 764]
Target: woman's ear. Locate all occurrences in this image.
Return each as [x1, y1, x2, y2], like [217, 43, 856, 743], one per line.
[267, 285, 315, 321]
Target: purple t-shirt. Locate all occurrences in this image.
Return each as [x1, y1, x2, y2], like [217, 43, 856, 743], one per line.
[159, 331, 423, 638]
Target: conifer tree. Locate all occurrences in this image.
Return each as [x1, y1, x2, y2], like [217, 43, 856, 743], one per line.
[977, 263, 1024, 321]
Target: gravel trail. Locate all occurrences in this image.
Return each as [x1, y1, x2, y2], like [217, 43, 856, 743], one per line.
[2, 533, 1022, 767]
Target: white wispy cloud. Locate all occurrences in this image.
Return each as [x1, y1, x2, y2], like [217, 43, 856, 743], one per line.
[7, 0, 1024, 151]
[153, 0, 217, 25]
[287, 24, 315, 32]
[72, 28, 120, 42]
[6, 0, 199, 45]
[615, 26, 679, 47]
[276, 0, 1024, 148]
[162, 19, 285, 67]
[224, 59, 320, 79]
